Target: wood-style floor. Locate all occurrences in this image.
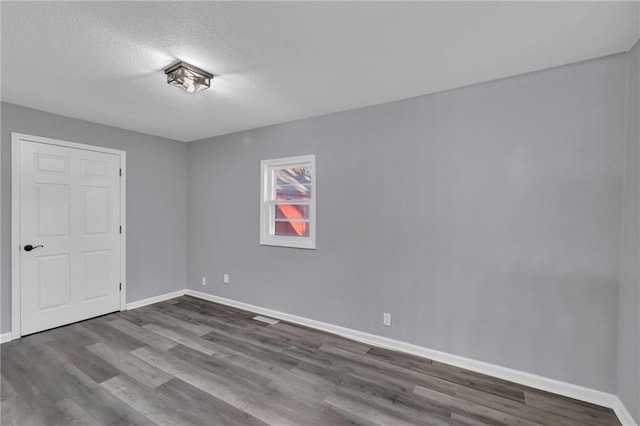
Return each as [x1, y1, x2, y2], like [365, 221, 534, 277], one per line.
[1, 296, 621, 426]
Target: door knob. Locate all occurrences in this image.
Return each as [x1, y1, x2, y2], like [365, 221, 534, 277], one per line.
[24, 244, 44, 252]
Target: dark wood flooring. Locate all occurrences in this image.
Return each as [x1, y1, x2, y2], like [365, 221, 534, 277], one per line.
[1, 296, 621, 425]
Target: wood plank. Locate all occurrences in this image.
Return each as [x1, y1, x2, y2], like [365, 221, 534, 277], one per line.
[143, 323, 219, 355]
[0, 342, 81, 424]
[455, 385, 588, 426]
[131, 345, 328, 425]
[366, 346, 527, 403]
[0, 376, 46, 426]
[102, 375, 201, 425]
[273, 321, 371, 354]
[63, 371, 157, 426]
[87, 342, 173, 388]
[325, 390, 448, 426]
[56, 398, 102, 425]
[524, 389, 621, 426]
[46, 336, 121, 384]
[108, 317, 177, 351]
[154, 378, 268, 426]
[144, 306, 216, 336]
[414, 384, 542, 426]
[80, 320, 146, 352]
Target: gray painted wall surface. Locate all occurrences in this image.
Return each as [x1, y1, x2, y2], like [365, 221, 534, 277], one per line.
[618, 40, 640, 423]
[187, 53, 628, 393]
[1, 103, 187, 333]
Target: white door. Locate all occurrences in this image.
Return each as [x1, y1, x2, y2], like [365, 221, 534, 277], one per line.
[18, 139, 122, 335]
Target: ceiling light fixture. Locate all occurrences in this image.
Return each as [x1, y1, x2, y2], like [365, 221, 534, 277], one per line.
[164, 61, 213, 93]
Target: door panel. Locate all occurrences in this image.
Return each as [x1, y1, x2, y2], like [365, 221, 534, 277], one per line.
[20, 140, 121, 336]
[37, 183, 70, 236]
[82, 186, 110, 234]
[35, 153, 68, 174]
[81, 159, 109, 177]
[38, 254, 70, 310]
[83, 250, 110, 301]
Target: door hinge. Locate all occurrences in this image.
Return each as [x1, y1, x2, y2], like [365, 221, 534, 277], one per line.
[119, 226, 122, 234]
[119, 168, 122, 177]
[119, 283, 122, 291]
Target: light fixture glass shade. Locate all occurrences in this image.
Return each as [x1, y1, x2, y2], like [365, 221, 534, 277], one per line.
[164, 61, 213, 93]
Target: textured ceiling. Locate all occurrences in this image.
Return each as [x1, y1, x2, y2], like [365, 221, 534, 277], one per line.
[2, 1, 639, 142]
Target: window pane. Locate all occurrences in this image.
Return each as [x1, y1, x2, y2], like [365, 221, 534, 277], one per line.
[275, 167, 312, 200]
[275, 204, 309, 220]
[275, 221, 310, 237]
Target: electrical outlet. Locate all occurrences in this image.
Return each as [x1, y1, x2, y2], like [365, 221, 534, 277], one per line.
[383, 313, 392, 327]
[201, 277, 206, 286]
[223, 273, 230, 285]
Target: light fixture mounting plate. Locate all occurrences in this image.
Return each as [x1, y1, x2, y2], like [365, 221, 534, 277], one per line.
[164, 61, 213, 79]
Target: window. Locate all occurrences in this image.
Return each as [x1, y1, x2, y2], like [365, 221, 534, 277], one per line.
[260, 155, 316, 249]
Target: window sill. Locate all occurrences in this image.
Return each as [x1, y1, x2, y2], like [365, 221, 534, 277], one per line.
[259, 238, 316, 250]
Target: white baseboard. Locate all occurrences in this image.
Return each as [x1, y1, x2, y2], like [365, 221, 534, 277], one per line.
[125, 289, 186, 310]
[613, 397, 639, 426]
[185, 289, 637, 426]
[0, 332, 12, 344]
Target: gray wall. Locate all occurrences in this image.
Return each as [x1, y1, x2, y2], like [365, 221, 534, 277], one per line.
[618, 40, 640, 423]
[1, 103, 187, 333]
[187, 53, 628, 393]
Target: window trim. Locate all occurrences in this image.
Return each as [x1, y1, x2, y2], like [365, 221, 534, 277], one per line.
[260, 154, 316, 249]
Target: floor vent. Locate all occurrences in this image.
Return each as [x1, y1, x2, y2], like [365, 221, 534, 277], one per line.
[253, 315, 279, 325]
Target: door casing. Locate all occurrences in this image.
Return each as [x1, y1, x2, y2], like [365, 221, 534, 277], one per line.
[11, 133, 126, 340]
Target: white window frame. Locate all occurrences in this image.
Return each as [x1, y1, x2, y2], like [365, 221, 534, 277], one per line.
[260, 154, 316, 249]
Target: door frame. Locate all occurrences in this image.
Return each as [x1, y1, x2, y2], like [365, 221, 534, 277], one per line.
[11, 133, 127, 340]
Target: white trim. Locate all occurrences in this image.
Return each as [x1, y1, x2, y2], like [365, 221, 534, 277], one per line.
[612, 397, 639, 426]
[1, 332, 13, 344]
[10, 133, 127, 340]
[11, 135, 21, 340]
[125, 289, 186, 310]
[11, 133, 125, 156]
[119, 154, 127, 310]
[185, 289, 633, 424]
